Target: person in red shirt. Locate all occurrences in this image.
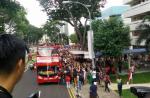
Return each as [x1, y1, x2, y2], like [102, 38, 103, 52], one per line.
[65, 75, 71, 88]
[127, 68, 132, 84]
[104, 74, 111, 92]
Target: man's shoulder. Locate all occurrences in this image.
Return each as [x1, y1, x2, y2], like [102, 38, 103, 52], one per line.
[0, 92, 12, 98]
[0, 86, 12, 98]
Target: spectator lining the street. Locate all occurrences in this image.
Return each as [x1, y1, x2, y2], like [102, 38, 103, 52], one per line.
[65, 75, 71, 88]
[117, 76, 123, 97]
[104, 74, 111, 92]
[118, 58, 122, 73]
[73, 68, 77, 87]
[92, 69, 97, 82]
[89, 81, 98, 98]
[127, 67, 133, 85]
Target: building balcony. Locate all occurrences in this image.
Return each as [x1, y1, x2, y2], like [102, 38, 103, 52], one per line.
[131, 37, 146, 46]
[127, 20, 150, 31]
[128, 20, 142, 31]
[123, 0, 132, 4]
[123, 0, 150, 18]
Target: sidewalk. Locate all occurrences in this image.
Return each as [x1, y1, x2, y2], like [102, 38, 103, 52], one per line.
[110, 83, 150, 90]
[71, 84, 120, 98]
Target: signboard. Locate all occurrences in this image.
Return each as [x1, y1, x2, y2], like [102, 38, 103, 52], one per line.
[37, 57, 52, 63]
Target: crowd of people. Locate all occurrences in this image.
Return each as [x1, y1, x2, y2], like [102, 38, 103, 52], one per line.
[58, 49, 114, 98]
[29, 44, 138, 98]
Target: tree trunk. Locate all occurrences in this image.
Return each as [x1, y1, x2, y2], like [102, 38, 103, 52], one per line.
[74, 27, 84, 50]
[0, 18, 5, 32]
[73, 20, 84, 50]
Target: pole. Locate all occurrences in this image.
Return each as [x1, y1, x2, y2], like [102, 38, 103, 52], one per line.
[63, 1, 95, 68]
[128, 46, 133, 69]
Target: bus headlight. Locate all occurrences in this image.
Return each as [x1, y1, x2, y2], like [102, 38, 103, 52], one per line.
[38, 76, 43, 79]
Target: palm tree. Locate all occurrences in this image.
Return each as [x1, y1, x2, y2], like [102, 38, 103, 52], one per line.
[137, 15, 150, 51]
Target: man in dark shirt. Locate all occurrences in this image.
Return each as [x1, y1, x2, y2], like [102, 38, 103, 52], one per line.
[0, 34, 28, 98]
[89, 82, 98, 98]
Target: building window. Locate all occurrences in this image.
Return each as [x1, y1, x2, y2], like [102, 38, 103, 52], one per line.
[132, 32, 140, 36]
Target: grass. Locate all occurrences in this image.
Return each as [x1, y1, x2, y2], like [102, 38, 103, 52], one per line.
[110, 72, 150, 84]
[116, 89, 137, 98]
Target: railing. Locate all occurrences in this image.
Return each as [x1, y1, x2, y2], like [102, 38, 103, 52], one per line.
[123, 0, 150, 18]
[128, 20, 142, 31]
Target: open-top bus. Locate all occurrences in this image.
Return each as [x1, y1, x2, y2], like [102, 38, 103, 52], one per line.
[36, 46, 62, 84]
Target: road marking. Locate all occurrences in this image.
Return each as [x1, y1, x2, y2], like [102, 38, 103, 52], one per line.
[70, 88, 76, 98]
[67, 88, 72, 98]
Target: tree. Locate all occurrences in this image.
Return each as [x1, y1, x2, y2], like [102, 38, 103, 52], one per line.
[92, 17, 130, 57]
[42, 20, 65, 43]
[137, 15, 150, 52]
[59, 33, 69, 45]
[69, 33, 78, 44]
[0, 0, 29, 36]
[38, 0, 106, 50]
[12, 7, 29, 35]
[24, 25, 43, 45]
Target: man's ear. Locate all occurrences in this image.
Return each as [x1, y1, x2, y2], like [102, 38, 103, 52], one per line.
[15, 59, 24, 73]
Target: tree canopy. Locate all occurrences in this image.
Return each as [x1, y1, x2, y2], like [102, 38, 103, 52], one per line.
[0, 0, 29, 36]
[42, 20, 66, 43]
[38, 0, 106, 49]
[22, 25, 43, 45]
[69, 33, 78, 44]
[92, 17, 130, 57]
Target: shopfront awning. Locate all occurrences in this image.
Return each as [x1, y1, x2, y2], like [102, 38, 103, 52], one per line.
[123, 48, 146, 54]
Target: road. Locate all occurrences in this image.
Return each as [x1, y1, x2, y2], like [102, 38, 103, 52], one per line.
[12, 70, 70, 98]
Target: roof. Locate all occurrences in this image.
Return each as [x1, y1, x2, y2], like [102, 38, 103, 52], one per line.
[101, 5, 129, 18]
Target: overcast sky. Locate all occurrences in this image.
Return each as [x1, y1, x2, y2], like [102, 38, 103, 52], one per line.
[16, 0, 123, 27]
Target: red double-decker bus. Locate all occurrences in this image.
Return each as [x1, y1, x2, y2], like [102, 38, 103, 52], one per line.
[36, 46, 62, 84]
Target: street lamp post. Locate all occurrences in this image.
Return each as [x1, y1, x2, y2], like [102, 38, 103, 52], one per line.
[62, 1, 95, 68]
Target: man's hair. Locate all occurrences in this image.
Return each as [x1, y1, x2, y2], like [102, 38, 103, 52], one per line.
[0, 34, 28, 74]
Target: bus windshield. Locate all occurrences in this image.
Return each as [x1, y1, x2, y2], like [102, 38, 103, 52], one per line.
[37, 66, 59, 77]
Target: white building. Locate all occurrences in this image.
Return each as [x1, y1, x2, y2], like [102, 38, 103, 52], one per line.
[123, 0, 150, 47]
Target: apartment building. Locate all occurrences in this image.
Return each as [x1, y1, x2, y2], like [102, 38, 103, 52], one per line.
[123, 0, 150, 47]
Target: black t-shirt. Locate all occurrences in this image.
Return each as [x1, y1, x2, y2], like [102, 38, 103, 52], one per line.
[0, 86, 12, 98]
[73, 69, 77, 77]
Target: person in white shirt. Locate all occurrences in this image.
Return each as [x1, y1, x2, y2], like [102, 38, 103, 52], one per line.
[92, 69, 97, 81]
